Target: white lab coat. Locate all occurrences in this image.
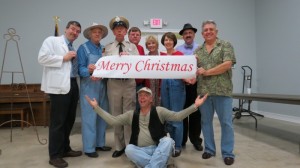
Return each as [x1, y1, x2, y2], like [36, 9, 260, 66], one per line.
[38, 35, 72, 94]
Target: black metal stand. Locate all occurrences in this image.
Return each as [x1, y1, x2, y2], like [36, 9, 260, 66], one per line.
[233, 66, 264, 129]
[0, 28, 47, 145]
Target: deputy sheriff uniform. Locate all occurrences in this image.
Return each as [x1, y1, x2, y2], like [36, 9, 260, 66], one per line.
[103, 16, 139, 157]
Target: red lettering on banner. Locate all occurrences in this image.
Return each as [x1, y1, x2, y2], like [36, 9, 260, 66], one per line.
[110, 63, 116, 70]
[170, 64, 181, 71]
[93, 56, 196, 79]
[96, 60, 132, 74]
[188, 64, 193, 71]
[136, 60, 144, 72]
[134, 58, 195, 73]
[96, 61, 110, 70]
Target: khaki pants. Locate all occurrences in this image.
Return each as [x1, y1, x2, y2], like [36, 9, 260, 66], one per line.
[107, 79, 136, 150]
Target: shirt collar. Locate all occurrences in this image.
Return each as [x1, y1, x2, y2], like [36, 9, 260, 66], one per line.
[64, 35, 72, 46]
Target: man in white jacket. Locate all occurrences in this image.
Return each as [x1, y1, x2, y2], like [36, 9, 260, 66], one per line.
[38, 21, 82, 168]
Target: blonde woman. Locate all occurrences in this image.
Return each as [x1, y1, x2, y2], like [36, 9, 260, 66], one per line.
[144, 35, 161, 106]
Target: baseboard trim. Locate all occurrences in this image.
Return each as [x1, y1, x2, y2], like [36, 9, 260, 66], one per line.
[255, 110, 300, 124]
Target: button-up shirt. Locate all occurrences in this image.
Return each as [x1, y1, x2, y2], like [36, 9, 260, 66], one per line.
[176, 41, 199, 55]
[194, 38, 236, 97]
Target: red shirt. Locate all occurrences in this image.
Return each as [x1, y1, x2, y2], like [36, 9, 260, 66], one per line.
[160, 50, 184, 56]
[136, 45, 145, 55]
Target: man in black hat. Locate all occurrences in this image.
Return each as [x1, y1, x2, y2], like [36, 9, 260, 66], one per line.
[176, 23, 203, 152]
[104, 16, 139, 158]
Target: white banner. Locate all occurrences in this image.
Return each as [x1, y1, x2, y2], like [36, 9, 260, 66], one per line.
[92, 55, 197, 79]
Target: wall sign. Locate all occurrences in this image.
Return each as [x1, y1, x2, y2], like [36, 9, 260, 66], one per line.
[150, 18, 163, 29]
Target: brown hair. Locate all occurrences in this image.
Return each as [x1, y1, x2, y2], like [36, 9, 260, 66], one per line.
[161, 32, 177, 47]
[128, 27, 141, 35]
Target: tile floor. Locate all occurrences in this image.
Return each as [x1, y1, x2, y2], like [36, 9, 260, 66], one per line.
[0, 115, 300, 168]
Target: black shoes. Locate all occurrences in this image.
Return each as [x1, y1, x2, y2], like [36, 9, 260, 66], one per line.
[85, 152, 99, 158]
[202, 152, 234, 165]
[96, 146, 112, 151]
[63, 150, 82, 157]
[112, 148, 125, 158]
[49, 158, 68, 168]
[224, 157, 235, 165]
[202, 152, 214, 159]
[193, 144, 203, 151]
[172, 149, 181, 157]
[84, 146, 111, 158]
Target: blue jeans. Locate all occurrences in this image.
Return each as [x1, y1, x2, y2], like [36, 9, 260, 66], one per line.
[125, 137, 174, 168]
[199, 96, 235, 159]
[80, 77, 109, 153]
[161, 79, 186, 150]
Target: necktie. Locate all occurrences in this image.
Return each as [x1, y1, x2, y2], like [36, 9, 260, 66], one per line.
[118, 42, 123, 54]
[68, 43, 78, 77]
[68, 43, 74, 51]
[118, 42, 127, 80]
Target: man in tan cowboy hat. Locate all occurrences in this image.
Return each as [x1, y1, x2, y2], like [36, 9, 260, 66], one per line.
[77, 22, 111, 158]
[104, 16, 139, 158]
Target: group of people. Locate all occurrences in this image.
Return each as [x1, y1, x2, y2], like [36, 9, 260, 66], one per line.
[38, 16, 236, 168]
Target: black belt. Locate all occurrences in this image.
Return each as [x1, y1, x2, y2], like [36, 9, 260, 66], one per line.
[71, 77, 76, 80]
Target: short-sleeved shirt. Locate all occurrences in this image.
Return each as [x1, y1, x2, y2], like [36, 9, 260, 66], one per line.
[104, 40, 139, 56]
[194, 38, 236, 97]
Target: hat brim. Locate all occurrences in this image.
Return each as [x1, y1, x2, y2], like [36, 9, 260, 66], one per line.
[179, 28, 197, 35]
[83, 25, 108, 40]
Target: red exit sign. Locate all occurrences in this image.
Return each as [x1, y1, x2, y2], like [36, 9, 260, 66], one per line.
[150, 18, 162, 28]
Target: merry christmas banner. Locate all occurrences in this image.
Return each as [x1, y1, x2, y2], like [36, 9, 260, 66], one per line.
[92, 55, 196, 79]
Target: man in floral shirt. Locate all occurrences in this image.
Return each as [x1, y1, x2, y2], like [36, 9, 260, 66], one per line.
[195, 20, 236, 166]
